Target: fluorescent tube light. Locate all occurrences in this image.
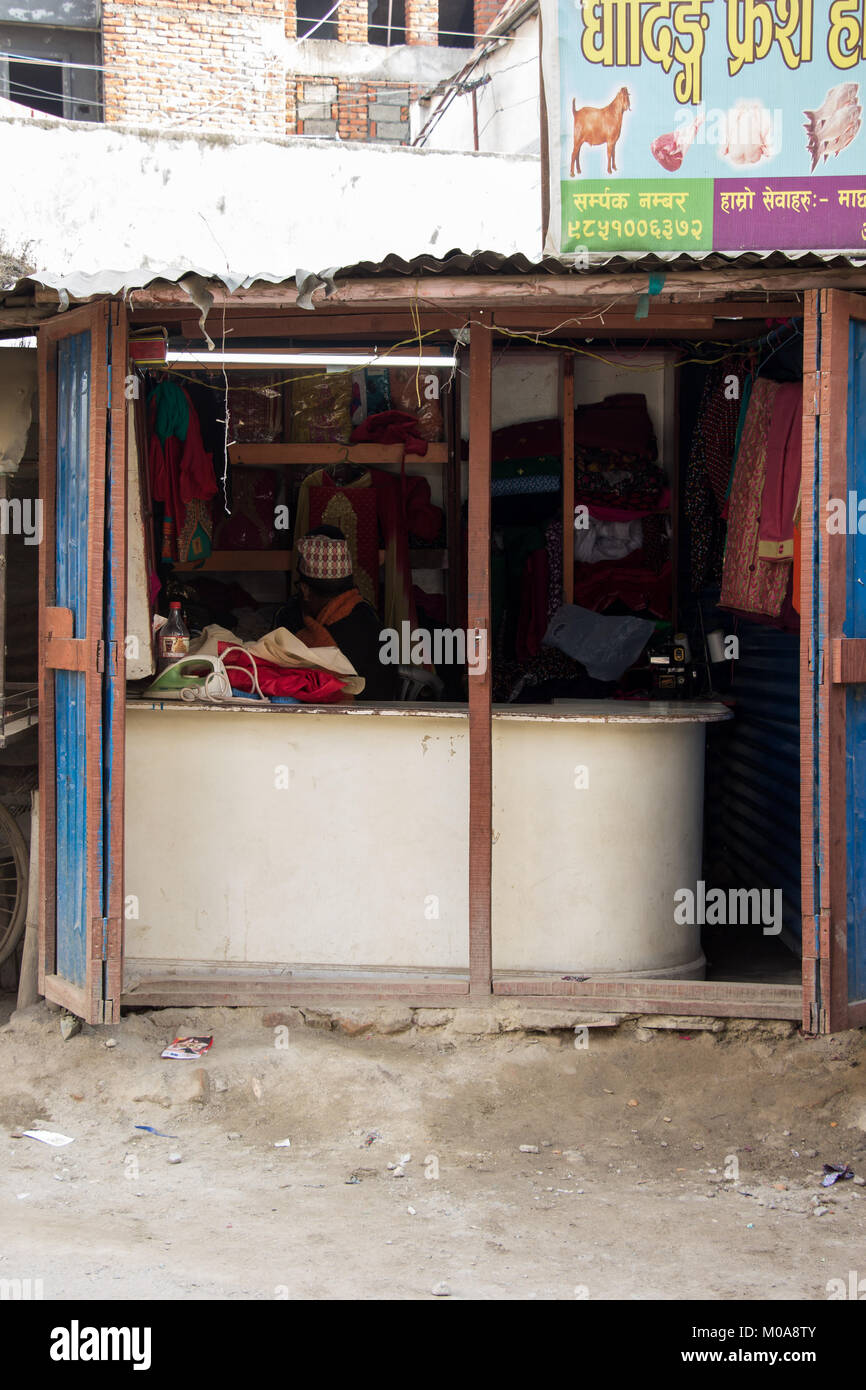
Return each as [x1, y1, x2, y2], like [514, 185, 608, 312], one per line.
[0, 336, 36, 348]
[164, 351, 456, 368]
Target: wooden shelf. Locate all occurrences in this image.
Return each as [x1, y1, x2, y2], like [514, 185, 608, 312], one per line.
[228, 442, 448, 467]
[170, 548, 446, 574]
[172, 551, 291, 573]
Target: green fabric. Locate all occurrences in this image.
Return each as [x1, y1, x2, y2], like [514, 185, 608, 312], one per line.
[152, 380, 189, 444]
[493, 524, 547, 655]
[492, 454, 561, 481]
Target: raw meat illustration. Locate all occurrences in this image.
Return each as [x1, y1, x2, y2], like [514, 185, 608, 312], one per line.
[803, 83, 861, 172]
[651, 114, 704, 172]
[718, 100, 775, 166]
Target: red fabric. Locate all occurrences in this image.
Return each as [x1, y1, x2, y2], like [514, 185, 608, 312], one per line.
[490, 418, 562, 462]
[516, 548, 551, 662]
[486, 397, 656, 464]
[217, 643, 347, 702]
[574, 394, 657, 458]
[351, 410, 429, 457]
[573, 551, 672, 618]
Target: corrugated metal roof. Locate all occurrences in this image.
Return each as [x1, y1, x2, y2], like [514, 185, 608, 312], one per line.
[338, 246, 866, 279]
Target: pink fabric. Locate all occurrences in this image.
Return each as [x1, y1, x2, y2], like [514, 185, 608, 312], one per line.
[587, 488, 671, 523]
[759, 383, 802, 558]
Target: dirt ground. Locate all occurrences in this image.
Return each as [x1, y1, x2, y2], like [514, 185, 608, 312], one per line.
[1, 998, 865, 1301]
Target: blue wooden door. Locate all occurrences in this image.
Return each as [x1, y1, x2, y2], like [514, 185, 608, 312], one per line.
[38, 303, 127, 1024]
[803, 290, 866, 1032]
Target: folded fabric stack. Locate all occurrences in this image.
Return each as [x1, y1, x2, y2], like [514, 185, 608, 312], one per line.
[190, 624, 364, 704]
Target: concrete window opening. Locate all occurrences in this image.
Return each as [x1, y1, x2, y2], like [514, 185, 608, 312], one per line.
[368, 0, 407, 45]
[296, 0, 340, 42]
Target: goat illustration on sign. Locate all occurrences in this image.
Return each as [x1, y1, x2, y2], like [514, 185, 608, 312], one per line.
[570, 87, 631, 176]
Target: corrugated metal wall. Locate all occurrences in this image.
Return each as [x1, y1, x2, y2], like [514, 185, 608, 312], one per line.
[54, 331, 92, 987]
[705, 619, 801, 949]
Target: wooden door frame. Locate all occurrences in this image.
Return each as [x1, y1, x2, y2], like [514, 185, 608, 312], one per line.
[804, 288, 866, 1032]
[37, 300, 127, 1024]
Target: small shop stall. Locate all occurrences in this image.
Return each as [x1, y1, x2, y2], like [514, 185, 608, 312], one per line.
[30, 265, 866, 1031]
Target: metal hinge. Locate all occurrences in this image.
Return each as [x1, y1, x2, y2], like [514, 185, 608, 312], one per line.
[96, 640, 117, 675]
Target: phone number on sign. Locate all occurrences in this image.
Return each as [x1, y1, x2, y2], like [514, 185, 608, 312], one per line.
[567, 218, 704, 242]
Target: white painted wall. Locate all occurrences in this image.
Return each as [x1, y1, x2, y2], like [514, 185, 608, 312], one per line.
[0, 349, 36, 474]
[125, 705, 470, 970]
[0, 115, 542, 297]
[491, 714, 705, 973]
[461, 348, 675, 470]
[125, 703, 709, 977]
[411, 12, 540, 155]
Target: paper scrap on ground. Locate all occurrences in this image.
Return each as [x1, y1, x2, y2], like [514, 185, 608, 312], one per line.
[161, 1036, 213, 1060]
[23, 1130, 74, 1147]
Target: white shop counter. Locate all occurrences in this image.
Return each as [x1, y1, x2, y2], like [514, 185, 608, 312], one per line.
[124, 699, 730, 979]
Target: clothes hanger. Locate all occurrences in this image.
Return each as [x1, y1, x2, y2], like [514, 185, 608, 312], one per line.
[326, 445, 364, 485]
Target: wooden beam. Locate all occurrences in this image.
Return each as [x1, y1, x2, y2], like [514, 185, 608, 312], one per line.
[467, 310, 493, 997]
[228, 442, 448, 467]
[561, 355, 574, 605]
[172, 550, 291, 573]
[0, 307, 58, 327]
[125, 269, 865, 314]
[128, 309, 459, 338]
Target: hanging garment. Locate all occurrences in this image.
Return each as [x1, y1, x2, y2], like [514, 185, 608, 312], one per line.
[148, 382, 217, 564]
[758, 383, 803, 560]
[720, 378, 791, 619]
[685, 361, 749, 591]
[302, 473, 380, 609]
[293, 467, 442, 634]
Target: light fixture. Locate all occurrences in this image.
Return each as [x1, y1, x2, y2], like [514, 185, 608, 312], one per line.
[0, 336, 36, 348]
[165, 350, 457, 368]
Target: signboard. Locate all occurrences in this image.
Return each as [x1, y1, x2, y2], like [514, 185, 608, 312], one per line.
[541, 0, 866, 255]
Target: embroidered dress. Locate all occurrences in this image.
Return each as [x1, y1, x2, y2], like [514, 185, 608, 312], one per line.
[720, 378, 791, 619]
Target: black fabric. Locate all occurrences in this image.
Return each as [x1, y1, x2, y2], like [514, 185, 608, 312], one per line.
[328, 601, 398, 702]
[273, 596, 397, 700]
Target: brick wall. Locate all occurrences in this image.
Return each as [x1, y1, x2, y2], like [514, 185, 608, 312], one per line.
[101, 0, 430, 142]
[405, 0, 438, 45]
[296, 76, 416, 142]
[474, 0, 506, 36]
[337, 0, 368, 43]
[103, 0, 288, 132]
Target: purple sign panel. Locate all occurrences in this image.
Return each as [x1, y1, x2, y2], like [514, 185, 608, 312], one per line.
[715, 176, 866, 251]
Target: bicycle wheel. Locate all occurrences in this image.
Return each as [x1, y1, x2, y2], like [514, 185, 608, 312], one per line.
[0, 803, 28, 966]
